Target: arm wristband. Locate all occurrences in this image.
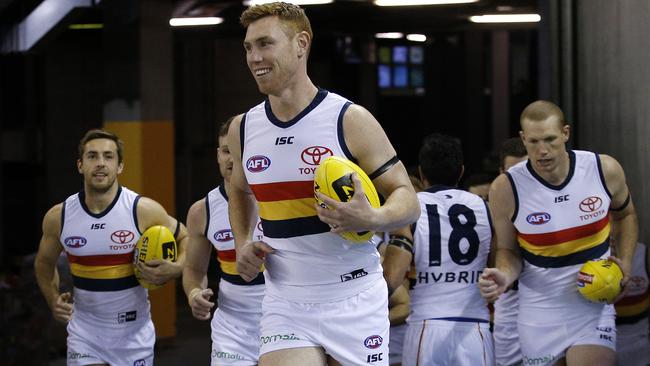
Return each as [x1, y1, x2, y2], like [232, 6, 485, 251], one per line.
[388, 234, 414, 255]
[610, 192, 631, 212]
[173, 219, 181, 240]
[369, 155, 400, 180]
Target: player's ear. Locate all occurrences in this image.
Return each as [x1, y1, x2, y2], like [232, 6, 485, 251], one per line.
[296, 31, 310, 58]
[77, 159, 83, 174]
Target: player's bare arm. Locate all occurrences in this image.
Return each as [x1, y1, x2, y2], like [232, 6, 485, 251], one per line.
[135, 197, 188, 285]
[316, 104, 419, 233]
[183, 199, 215, 321]
[34, 204, 73, 323]
[600, 154, 638, 287]
[388, 284, 409, 326]
[228, 114, 274, 282]
[383, 226, 414, 294]
[479, 174, 521, 303]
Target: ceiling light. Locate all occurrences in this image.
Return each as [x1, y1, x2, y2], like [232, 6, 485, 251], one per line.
[375, 32, 404, 39]
[469, 14, 541, 23]
[406, 34, 427, 42]
[375, 0, 478, 6]
[169, 17, 224, 27]
[243, 0, 333, 5]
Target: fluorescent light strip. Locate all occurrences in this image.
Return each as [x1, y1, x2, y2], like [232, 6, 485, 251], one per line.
[244, 0, 333, 5]
[406, 34, 427, 42]
[469, 14, 541, 23]
[375, 0, 478, 6]
[169, 17, 224, 27]
[375, 32, 404, 39]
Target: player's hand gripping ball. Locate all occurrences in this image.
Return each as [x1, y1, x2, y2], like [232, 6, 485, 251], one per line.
[314, 156, 381, 242]
[576, 259, 623, 303]
[133, 225, 178, 290]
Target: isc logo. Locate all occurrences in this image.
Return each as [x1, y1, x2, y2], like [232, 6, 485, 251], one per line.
[526, 212, 551, 225]
[364, 335, 383, 349]
[214, 229, 234, 242]
[133, 359, 146, 366]
[246, 155, 271, 173]
[366, 353, 383, 363]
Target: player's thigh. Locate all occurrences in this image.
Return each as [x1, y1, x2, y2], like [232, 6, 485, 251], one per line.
[259, 346, 327, 366]
[565, 345, 615, 366]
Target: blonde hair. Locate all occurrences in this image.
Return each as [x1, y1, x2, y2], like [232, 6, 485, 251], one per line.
[520, 100, 567, 127]
[240, 2, 313, 41]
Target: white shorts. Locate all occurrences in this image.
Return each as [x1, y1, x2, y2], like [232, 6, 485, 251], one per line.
[494, 290, 521, 366]
[259, 278, 390, 365]
[67, 311, 155, 366]
[518, 305, 616, 366]
[402, 319, 494, 366]
[616, 318, 650, 366]
[388, 324, 406, 365]
[211, 309, 260, 366]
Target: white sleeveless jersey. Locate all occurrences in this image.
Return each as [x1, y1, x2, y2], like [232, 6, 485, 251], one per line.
[409, 186, 492, 323]
[60, 186, 149, 329]
[615, 244, 649, 324]
[205, 185, 264, 326]
[508, 150, 612, 323]
[241, 89, 382, 302]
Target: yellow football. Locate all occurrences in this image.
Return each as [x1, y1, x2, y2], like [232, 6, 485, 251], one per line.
[133, 225, 177, 290]
[314, 156, 381, 243]
[576, 259, 623, 303]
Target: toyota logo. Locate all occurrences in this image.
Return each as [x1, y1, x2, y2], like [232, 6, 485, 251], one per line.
[579, 196, 603, 213]
[301, 146, 333, 166]
[111, 230, 135, 244]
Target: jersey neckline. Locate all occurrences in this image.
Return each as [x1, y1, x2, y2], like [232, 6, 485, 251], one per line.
[264, 88, 328, 129]
[525, 149, 576, 191]
[78, 185, 123, 218]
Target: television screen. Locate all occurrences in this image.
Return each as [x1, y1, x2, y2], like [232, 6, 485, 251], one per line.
[378, 47, 392, 64]
[393, 66, 408, 87]
[378, 65, 391, 88]
[393, 46, 408, 63]
[410, 67, 424, 88]
[410, 46, 424, 64]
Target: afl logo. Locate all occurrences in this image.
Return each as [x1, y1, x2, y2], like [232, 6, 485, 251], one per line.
[364, 335, 383, 349]
[111, 230, 135, 244]
[214, 229, 234, 242]
[301, 146, 333, 166]
[64, 236, 87, 248]
[579, 196, 603, 212]
[246, 155, 271, 173]
[526, 212, 551, 225]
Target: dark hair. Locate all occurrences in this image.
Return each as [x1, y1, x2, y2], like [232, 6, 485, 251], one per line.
[218, 115, 236, 140]
[463, 173, 496, 191]
[78, 129, 124, 164]
[418, 133, 463, 186]
[499, 137, 527, 170]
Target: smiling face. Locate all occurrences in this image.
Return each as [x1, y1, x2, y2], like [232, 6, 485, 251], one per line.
[243, 16, 308, 96]
[77, 138, 123, 193]
[520, 116, 570, 175]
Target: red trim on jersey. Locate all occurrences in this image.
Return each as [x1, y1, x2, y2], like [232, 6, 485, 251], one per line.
[250, 181, 314, 202]
[217, 249, 236, 262]
[67, 252, 134, 266]
[518, 216, 609, 246]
